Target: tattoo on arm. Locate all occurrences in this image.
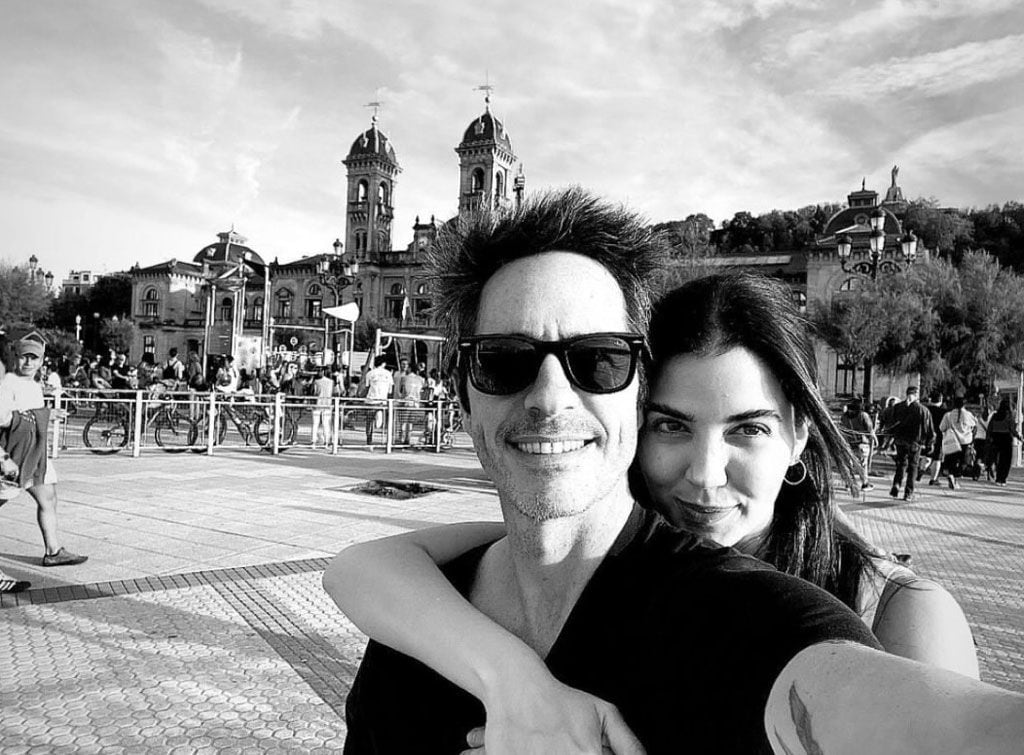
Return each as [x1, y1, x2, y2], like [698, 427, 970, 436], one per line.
[788, 684, 824, 755]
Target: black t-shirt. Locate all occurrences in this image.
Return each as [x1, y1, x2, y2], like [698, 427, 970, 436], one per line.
[344, 508, 880, 754]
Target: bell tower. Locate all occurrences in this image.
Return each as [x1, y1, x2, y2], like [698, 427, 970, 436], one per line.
[343, 106, 401, 259]
[456, 86, 522, 218]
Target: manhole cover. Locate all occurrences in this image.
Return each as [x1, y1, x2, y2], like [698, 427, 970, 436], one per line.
[341, 480, 444, 500]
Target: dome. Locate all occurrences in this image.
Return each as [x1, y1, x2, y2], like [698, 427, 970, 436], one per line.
[347, 123, 398, 164]
[192, 231, 264, 267]
[459, 110, 512, 151]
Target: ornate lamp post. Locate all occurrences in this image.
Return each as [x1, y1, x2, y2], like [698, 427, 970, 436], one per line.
[835, 207, 919, 402]
[317, 239, 359, 368]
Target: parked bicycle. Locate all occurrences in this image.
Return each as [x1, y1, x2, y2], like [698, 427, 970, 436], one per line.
[82, 387, 193, 454]
[188, 397, 296, 452]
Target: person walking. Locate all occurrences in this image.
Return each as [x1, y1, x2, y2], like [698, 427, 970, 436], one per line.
[938, 396, 977, 490]
[361, 356, 394, 446]
[987, 396, 1022, 485]
[840, 398, 876, 493]
[881, 385, 934, 502]
[310, 367, 336, 449]
[919, 391, 946, 485]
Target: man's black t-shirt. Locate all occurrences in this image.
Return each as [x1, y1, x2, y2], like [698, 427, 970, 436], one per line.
[344, 508, 880, 754]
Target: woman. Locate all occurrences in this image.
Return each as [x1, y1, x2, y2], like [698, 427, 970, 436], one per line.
[987, 396, 1022, 485]
[938, 396, 977, 490]
[324, 272, 978, 748]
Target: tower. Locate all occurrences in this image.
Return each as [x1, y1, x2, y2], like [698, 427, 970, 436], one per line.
[456, 88, 522, 218]
[343, 110, 401, 259]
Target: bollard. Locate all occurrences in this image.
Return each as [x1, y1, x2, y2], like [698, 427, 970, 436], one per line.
[132, 390, 144, 458]
[332, 397, 341, 454]
[207, 392, 217, 455]
[385, 399, 394, 454]
[272, 392, 283, 455]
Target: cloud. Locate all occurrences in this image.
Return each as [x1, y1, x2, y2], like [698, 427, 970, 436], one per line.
[817, 34, 1024, 100]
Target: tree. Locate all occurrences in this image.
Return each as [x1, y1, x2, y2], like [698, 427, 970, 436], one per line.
[98, 318, 137, 354]
[903, 198, 974, 262]
[0, 261, 52, 327]
[653, 214, 715, 258]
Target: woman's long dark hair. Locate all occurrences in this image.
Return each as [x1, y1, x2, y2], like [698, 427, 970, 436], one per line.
[639, 271, 878, 610]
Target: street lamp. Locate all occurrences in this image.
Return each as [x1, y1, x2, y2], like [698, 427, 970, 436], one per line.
[835, 207, 919, 402]
[317, 239, 359, 368]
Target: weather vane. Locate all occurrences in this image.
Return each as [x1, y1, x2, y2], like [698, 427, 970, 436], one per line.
[475, 72, 494, 109]
[365, 99, 383, 125]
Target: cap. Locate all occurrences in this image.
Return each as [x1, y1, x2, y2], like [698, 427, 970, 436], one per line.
[15, 339, 45, 359]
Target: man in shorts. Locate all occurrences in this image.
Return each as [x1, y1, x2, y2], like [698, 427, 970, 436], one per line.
[0, 336, 88, 577]
[362, 356, 394, 445]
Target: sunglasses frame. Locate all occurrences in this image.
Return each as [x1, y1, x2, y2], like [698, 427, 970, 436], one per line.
[457, 332, 646, 396]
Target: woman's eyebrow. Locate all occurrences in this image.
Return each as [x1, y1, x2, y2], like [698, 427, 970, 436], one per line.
[645, 402, 693, 421]
[726, 409, 783, 423]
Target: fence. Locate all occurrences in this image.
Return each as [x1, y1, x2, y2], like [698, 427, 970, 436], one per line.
[46, 388, 471, 457]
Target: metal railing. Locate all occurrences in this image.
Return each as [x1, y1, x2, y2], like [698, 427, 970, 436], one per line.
[46, 388, 470, 457]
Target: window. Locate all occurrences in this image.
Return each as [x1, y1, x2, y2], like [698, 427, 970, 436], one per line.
[305, 298, 322, 319]
[471, 168, 484, 193]
[378, 182, 388, 206]
[275, 290, 293, 319]
[835, 359, 858, 396]
[385, 281, 407, 320]
[357, 180, 368, 203]
[838, 277, 863, 292]
[142, 287, 159, 317]
[355, 230, 367, 252]
[218, 296, 233, 322]
[143, 335, 155, 355]
[495, 171, 504, 197]
[307, 283, 322, 297]
[252, 297, 264, 322]
[791, 290, 807, 313]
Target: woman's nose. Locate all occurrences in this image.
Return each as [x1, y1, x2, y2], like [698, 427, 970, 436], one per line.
[683, 435, 729, 491]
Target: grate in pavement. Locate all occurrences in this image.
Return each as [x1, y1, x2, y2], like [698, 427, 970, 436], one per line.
[335, 479, 445, 499]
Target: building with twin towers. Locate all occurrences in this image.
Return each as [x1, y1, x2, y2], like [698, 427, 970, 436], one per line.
[128, 94, 525, 375]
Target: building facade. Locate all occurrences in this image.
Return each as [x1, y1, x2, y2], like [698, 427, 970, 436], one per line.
[129, 98, 525, 373]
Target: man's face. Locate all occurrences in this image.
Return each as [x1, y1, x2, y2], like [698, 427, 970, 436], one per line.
[464, 252, 640, 522]
[16, 351, 43, 378]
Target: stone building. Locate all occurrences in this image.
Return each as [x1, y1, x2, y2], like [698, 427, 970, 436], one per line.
[129, 97, 525, 372]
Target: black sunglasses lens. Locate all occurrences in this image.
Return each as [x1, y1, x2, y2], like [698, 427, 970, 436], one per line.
[472, 338, 539, 394]
[565, 336, 635, 391]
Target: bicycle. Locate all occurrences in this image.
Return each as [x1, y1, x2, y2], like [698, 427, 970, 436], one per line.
[82, 388, 193, 454]
[188, 396, 297, 452]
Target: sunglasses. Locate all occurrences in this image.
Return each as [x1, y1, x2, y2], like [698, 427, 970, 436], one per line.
[458, 332, 645, 396]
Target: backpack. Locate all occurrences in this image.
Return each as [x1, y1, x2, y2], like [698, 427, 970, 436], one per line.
[162, 361, 179, 381]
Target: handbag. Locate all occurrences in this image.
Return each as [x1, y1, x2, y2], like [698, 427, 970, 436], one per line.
[941, 429, 960, 456]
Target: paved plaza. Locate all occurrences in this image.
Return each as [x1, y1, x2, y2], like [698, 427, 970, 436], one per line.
[1, 447, 1022, 753]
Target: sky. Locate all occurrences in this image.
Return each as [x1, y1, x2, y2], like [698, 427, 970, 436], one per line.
[2, 0, 1022, 283]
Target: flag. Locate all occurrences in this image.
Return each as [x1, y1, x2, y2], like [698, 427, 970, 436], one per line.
[401, 295, 411, 322]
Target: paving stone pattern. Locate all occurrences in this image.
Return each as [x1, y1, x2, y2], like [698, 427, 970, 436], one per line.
[0, 448, 1022, 752]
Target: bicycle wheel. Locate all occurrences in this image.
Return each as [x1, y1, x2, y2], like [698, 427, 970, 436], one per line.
[154, 411, 194, 453]
[253, 413, 297, 450]
[83, 416, 129, 454]
[188, 413, 227, 452]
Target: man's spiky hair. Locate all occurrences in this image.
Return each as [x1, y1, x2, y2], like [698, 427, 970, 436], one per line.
[426, 186, 667, 405]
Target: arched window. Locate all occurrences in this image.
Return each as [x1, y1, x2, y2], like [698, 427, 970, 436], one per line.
[218, 296, 233, 322]
[471, 168, 484, 193]
[142, 287, 159, 317]
[495, 171, 504, 197]
[378, 181, 389, 206]
[838, 277, 863, 292]
[355, 230, 367, 252]
[275, 289, 293, 319]
[415, 283, 427, 296]
[357, 180, 368, 203]
[252, 297, 264, 322]
[307, 283, 323, 297]
[390, 282, 406, 296]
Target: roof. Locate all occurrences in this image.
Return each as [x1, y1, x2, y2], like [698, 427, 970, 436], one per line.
[458, 109, 512, 151]
[346, 124, 398, 164]
[820, 207, 901, 238]
[192, 231, 265, 267]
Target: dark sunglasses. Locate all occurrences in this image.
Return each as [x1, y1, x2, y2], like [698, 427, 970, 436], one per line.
[458, 332, 645, 396]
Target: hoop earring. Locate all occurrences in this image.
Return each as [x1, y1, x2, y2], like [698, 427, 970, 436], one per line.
[783, 459, 807, 486]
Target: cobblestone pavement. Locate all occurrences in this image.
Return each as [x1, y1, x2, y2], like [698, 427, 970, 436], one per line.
[0, 447, 1021, 752]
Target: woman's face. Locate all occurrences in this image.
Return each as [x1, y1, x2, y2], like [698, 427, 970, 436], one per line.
[638, 347, 808, 552]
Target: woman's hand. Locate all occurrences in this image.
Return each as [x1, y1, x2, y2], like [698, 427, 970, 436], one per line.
[460, 677, 645, 755]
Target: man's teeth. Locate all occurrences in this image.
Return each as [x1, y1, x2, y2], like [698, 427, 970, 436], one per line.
[515, 440, 586, 455]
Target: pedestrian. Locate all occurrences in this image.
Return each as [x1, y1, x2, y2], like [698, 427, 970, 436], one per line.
[397, 363, 424, 445]
[919, 391, 946, 485]
[840, 397, 876, 493]
[880, 385, 934, 502]
[310, 367, 335, 449]
[937, 396, 977, 490]
[362, 355, 394, 445]
[0, 334, 88, 574]
[161, 347, 185, 386]
[987, 396, 1022, 485]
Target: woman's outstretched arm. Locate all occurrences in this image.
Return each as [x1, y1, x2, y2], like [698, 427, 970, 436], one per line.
[323, 523, 644, 754]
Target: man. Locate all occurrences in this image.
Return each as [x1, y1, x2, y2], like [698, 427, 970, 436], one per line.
[0, 335, 88, 574]
[361, 356, 394, 445]
[161, 347, 185, 385]
[882, 385, 935, 502]
[214, 355, 239, 394]
[310, 367, 336, 449]
[396, 363, 425, 445]
[340, 189, 1024, 753]
[919, 390, 946, 485]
